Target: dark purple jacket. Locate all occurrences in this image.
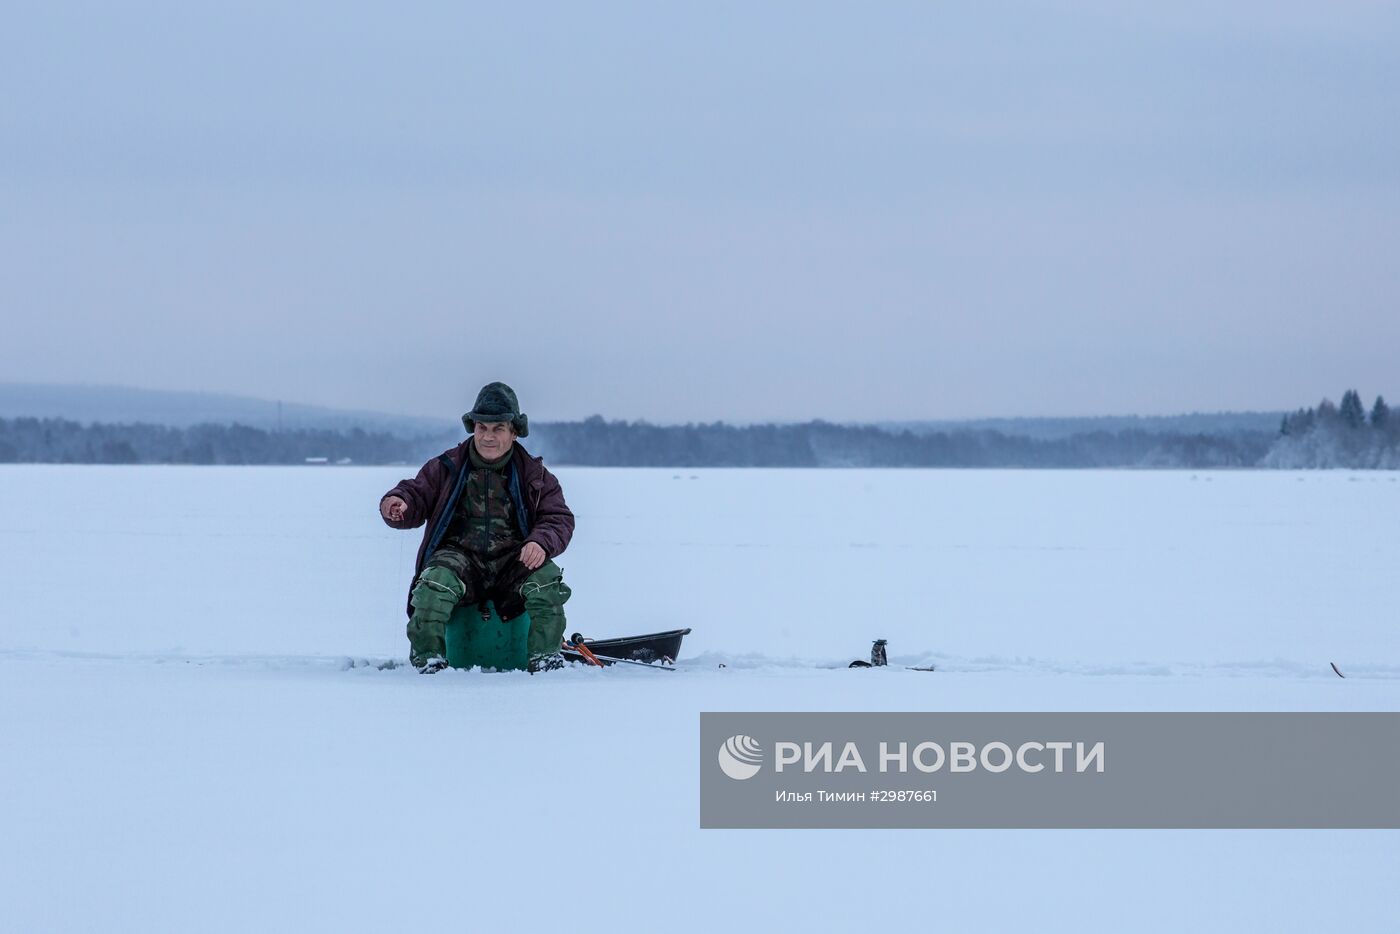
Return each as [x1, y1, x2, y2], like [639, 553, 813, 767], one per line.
[380, 441, 575, 613]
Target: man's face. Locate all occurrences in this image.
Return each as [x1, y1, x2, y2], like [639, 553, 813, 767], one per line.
[473, 420, 516, 458]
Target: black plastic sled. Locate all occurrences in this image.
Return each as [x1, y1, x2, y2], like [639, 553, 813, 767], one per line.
[562, 628, 691, 666]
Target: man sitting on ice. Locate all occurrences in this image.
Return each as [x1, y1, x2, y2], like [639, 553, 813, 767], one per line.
[378, 382, 575, 674]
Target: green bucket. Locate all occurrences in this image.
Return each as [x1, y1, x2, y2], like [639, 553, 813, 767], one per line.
[443, 602, 531, 671]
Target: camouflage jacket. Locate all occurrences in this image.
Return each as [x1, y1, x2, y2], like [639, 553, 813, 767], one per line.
[442, 443, 523, 559]
[379, 441, 576, 615]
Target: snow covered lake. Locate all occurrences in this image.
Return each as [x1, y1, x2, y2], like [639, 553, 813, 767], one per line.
[2, 465, 1398, 932]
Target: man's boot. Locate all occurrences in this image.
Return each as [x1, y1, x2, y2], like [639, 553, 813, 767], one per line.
[407, 566, 466, 673]
[520, 561, 572, 671]
[527, 652, 566, 674]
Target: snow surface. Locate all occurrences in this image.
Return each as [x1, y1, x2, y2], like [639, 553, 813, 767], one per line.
[2, 465, 1398, 933]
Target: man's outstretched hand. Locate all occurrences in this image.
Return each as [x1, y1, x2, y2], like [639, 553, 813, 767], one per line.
[519, 542, 546, 570]
[381, 496, 408, 522]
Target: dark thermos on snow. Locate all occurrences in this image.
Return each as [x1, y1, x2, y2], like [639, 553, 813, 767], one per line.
[871, 639, 888, 667]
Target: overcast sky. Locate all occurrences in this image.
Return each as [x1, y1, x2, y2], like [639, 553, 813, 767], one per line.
[3, 2, 1398, 423]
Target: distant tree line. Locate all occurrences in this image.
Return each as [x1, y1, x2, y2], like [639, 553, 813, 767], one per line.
[533, 416, 1271, 468]
[1263, 391, 1400, 469]
[0, 418, 447, 466]
[0, 415, 1277, 468]
[4, 396, 1392, 468]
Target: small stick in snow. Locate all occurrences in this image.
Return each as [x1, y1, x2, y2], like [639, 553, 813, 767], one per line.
[1330, 662, 1346, 679]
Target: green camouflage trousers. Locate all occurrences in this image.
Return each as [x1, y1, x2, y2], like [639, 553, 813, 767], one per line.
[517, 560, 572, 659]
[406, 555, 572, 667]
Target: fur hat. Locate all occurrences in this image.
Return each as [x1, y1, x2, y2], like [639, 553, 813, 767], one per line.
[462, 381, 528, 438]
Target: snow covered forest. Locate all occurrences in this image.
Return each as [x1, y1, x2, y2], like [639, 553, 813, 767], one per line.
[1, 390, 1394, 468]
[1265, 391, 1400, 469]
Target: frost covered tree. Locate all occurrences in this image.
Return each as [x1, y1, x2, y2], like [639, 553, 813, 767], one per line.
[1282, 406, 1316, 435]
[1315, 398, 1339, 426]
[1340, 390, 1366, 429]
[1372, 396, 1390, 429]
